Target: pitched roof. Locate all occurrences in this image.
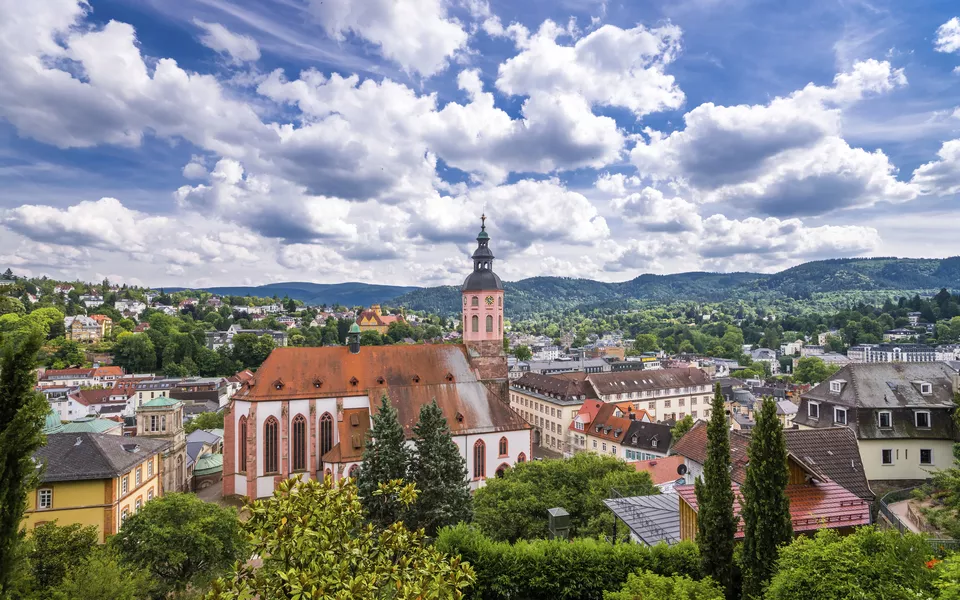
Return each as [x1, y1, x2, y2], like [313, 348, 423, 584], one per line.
[68, 388, 121, 406]
[322, 408, 370, 463]
[587, 368, 711, 396]
[604, 493, 681, 546]
[35, 433, 170, 482]
[783, 427, 874, 500]
[670, 421, 752, 483]
[60, 417, 123, 434]
[512, 372, 596, 402]
[630, 455, 686, 485]
[802, 362, 957, 410]
[141, 395, 181, 408]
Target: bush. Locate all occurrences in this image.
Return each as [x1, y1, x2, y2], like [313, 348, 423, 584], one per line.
[603, 571, 724, 600]
[435, 524, 700, 600]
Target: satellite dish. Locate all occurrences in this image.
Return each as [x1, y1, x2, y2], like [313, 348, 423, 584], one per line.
[677, 463, 688, 476]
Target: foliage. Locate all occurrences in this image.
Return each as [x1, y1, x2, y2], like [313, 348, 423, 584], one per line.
[792, 356, 840, 384]
[436, 524, 701, 600]
[27, 522, 98, 591]
[50, 548, 154, 600]
[0, 325, 48, 595]
[406, 400, 472, 537]
[739, 397, 792, 599]
[935, 552, 960, 600]
[633, 333, 659, 352]
[694, 383, 736, 597]
[184, 412, 225, 434]
[670, 415, 695, 441]
[357, 393, 412, 528]
[207, 477, 475, 600]
[604, 570, 724, 600]
[111, 493, 246, 597]
[513, 345, 532, 361]
[473, 453, 657, 542]
[112, 334, 157, 373]
[765, 527, 936, 600]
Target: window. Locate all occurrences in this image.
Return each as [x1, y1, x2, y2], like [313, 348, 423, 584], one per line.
[486, 315, 493, 332]
[878, 411, 892, 429]
[592, 439, 597, 448]
[808, 401, 820, 419]
[692, 411, 698, 418]
[602, 443, 607, 451]
[921, 449, 933, 465]
[882, 449, 893, 465]
[648, 402, 655, 410]
[147, 488, 153, 501]
[915, 411, 931, 429]
[320, 412, 333, 458]
[38, 489, 52, 510]
[830, 381, 843, 393]
[289, 414, 307, 471]
[238, 416, 247, 472]
[834, 407, 847, 425]
[121, 509, 129, 524]
[517, 452, 526, 463]
[679, 398, 685, 406]
[692, 398, 698, 405]
[664, 400, 671, 408]
[471, 296, 479, 307]
[498, 436, 508, 457]
[348, 464, 359, 479]
[920, 382, 932, 395]
[499, 316, 502, 333]
[135, 467, 142, 486]
[121, 476, 128, 496]
[471, 315, 479, 333]
[612, 446, 617, 456]
[264, 417, 279, 474]
[473, 440, 486, 479]
[135, 498, 142, 513]
[161, 415, 166, 432]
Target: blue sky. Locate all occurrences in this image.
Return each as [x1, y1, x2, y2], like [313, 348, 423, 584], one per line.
[0, 0, 959, 287]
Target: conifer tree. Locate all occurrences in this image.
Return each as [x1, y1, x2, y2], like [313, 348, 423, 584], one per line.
[407, 400, 472, 537]
[694, 383, 736, 597]
[740, 396, 792, 599]
[356, 393, 411, 528]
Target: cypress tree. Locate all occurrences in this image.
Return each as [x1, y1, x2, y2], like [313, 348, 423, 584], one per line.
[0, 326, 48, 593]
[694, 383, 736, 597]
[407, 400, 472, 537]
[356, 393, 411, 528]
[740, 396, 792, 599]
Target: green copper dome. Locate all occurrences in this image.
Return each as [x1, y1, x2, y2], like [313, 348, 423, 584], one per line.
[43, 411, 64, 435]
[348, 322, 361, 334]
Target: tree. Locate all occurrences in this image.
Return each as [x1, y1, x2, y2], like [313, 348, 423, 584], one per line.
[633, 333, 659, 353]
[230, 333, 274, 369]
[671, 415, 695, 441]
[694, 383, 735, 597]
[765, 528, 935, 600]
[110, 493, 246, 597]
[406, 400, 472, 537]
[513, 345, 532, 361]
[605, 570, 724, 600]
[207, 477, 474, 600]
[0, 297, 25, 317]
[0, 326, 47, 594]
[51, 549, 154, 600]
[792, 356, 839, 385]
[112, 334, 156, 373]
[28, 522, 98, 591]
[357, 393, 412, 528]
[184, 411, 225, 434]
[48, 339, 85, 369]
[359, 330, 383, 346]
[739, 397, 791, 599]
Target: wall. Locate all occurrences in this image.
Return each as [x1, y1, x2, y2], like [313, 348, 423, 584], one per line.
[23, 480, 108, 541]
[462, 290, 504, 343]
[454, 428, 531, 490]
[508, 388, 582, 455]
[859, 438, 955, 481]
[601, 385, 714, 422]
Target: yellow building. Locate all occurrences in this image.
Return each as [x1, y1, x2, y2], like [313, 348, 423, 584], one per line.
[355, 304, 404, 335]
[23, 415, 170, 542]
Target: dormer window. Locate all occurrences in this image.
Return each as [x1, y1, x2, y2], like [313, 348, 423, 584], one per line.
[412, 375, 420, 383]
[834, 407, 847, 426]
[377, 376, 385, 385]
[915, 410, 931, 429]
[445, 373, 455, 382]
[919, 382, 932, 396]
[349, 377, 359, 386]
[273, 379, 284, 390]
[878, 411, 892, 429]
[808, 401, 820, 419]
[829, 380, 845, 394]
[651, 438, 658, 448]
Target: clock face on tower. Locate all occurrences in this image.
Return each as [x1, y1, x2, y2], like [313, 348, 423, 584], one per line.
[485, 296, 495, 305]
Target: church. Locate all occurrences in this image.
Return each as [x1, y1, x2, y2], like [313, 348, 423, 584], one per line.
[223, 217, 532, 498]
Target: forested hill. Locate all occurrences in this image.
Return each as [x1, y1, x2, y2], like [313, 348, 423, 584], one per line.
[392, 257, 960, 316]
[165, 281, 418, 307]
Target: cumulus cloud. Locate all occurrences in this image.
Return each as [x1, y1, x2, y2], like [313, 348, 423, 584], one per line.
[935, 17, 960, 54]
[611, 187, 702, 232]
[306, 0, 467, 76]
[193, 20, 261, 64]
[911, 139, 960, 196]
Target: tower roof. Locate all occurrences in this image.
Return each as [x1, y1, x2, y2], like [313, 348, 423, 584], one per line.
[462, 214, 504, 292]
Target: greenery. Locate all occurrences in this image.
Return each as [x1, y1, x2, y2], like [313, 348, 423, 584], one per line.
[436, 524, 701, 600]
[207, 477, 475, 600]
[357, 393, 412, 528]
[50, 549, 154, 600]
[765, 528, 936, 600]
[695, 383, 736, 597]
[27, 522, 98, 591]
[670, 415, 695, 441]
[739, 397, 792, 599]
[110, 493, 246, 598]
[184, 412, 225, 434]
[513, 345, 532, 361]
[473, 453, 657, 542]
[406, 400, 473, 537]
[604, 570, 724, 600]
[792, 356, 840, 384]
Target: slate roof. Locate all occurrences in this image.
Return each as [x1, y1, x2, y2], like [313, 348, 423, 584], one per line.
[604, 493, 681, 546]
[802, 363, 957, 410]
[186, 429, 223, 445]
[512, 372, 597, 404]
[35, 433, 170, 482]
[783, 427, 874, 501]
[587, 368, 711, 396]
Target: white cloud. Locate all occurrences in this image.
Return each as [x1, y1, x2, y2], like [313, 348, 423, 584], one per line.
[306, 0, 468, 76]
[496, 21, 684, 117]
[595, 172, 641, 196]
[911, 138, 960, 196]
[611, 187, 702, 232]
[935, 17, 960, 54]
[193, 20, 261, 64]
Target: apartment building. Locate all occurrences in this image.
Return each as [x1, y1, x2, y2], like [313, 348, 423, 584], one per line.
[586, 368, 713, 422]
[508, 372, 596, 455]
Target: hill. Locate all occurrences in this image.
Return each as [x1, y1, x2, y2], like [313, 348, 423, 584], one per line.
[166, 281, 419, 307]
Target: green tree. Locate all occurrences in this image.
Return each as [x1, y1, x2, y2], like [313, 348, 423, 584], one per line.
[207, 477, 474, 600]
[792, 356, 839, 385]
[386, 320, 415, 343]
[359, 330, 384, 346]
[184, 411, 225, 434]
[28, 522, 98, 591]
[110, 493, 246, 597]
[357, 394, 412, 528]
[0, 326, 47, 594]
[0, 297, 25, 317]
[406, 400, 472, 537]
[694, 383, 736, 597]
[633, 333, 659, 353]
[48, 338, 85, 369]
[605, 570, 724, 600]
[513, 345, 532, 361]
[230, 333, 274, 369]
[671, 415, 695, 441]
[112, 334, 157, 373]
[739, 397, 791, 599]
[765, 528, 934, 600]
[51, 549, 154, 600]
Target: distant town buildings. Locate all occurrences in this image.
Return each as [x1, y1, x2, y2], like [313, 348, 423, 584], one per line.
[846, 344, 936, 363]
[205, 324, 289, 351]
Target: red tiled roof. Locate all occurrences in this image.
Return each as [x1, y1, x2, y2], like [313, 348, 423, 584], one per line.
[93, 366, 124, 377]
[68, 388, 124, 406]
[676, 480, 871, 537]
[42, 368, 94, 378]
[671, 421, 753, 483]
[356, 309, 404, 327]
[90, 314, 112, 323]
[630, 455, 686, 485]
[322, 408, 370, 464]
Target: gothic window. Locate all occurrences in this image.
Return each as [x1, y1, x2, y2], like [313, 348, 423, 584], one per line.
[486, 315, 493, 332]
[320, 412, 334, 458]
[517, 452, 527, 463]
[348, 464, 359, 478]
[473, 440, 486, 479]
[472, 315, 479, 333]
[498, 436, 508, 456]
[238, 416, 247, 472]
[496, 464, 508, 478]
[264, 417, 279, 474]
[499, 296, 502, 306]
[498, 315, 502, 333]
[292, 414, 307, 471]
[471, 296, 479, 307]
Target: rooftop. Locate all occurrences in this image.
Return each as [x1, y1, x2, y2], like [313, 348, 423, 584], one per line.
[34, 433, 170, 482]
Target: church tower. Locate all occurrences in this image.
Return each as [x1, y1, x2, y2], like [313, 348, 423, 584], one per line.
[462, 215, 508, 396]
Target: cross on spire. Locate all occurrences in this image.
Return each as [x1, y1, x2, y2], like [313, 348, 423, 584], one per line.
[480, 213, 486, 231]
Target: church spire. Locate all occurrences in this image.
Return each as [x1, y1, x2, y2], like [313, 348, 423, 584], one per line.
[461, 214, 503, 292]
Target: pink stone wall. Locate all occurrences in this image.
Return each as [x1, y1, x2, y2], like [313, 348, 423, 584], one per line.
[462, 290, 504, 343]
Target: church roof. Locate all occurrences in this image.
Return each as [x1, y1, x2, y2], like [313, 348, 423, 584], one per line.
[234, 345, 529, 436]
[462, 270, 504, 292]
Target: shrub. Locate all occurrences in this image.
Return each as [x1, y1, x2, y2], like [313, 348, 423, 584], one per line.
[604, 571, 724, 600]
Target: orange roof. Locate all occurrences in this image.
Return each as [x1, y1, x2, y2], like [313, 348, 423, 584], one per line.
[68, 388, 124, 406]
[322, 408, 370, 463]
[357, 309, 404, 327]
[630, 455, 686, 485]
[93, 366, 124, 377]
[90, 314, 112, 323]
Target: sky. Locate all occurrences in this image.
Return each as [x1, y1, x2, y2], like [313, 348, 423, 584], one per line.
[1, 0, 959, 289]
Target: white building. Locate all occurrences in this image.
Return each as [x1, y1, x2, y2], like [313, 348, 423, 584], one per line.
[586, 368, 713, 422]
[847, 344, 937, 363]
[115, 300, 146, 317]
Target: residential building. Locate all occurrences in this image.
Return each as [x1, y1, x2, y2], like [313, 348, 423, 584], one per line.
[908, 312, 923, 326]
[205, 325, 289, 350]
[223, 217, 531, 498]
[629, 455, 688, 492]
[54, 284, 74, 294]
[781, 339, 804, 356]
[580, 402, 670, 461]
[884, 328, 919, 341]
[80, 295, 104, 308]
[356, 305, 404, 335]
[531, 345, 561, 361]
[776, 399, 799, 427]
[846, 344, 937, 363]
[115, 300, 146, 318]
[585, 368, 713, 422]
[782, 427, 874, 501]
[23, 417, 169, 542]
[818, 330, 840, 345]
[136, 396, 189, 493]
[936, 345, 960, 362]
[525, 357, 611, 375]
[37, 366, 125, 389]
[750, 348, 780, 374]
[90, 314, 113, 338]
[801, 344, 825, 357]
[509, 372, 595, 454]
[64, 315, 102, 342]
[794, 363, 959, 483]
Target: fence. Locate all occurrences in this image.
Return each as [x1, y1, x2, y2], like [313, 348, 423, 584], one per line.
[878, 486, 960, 551]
